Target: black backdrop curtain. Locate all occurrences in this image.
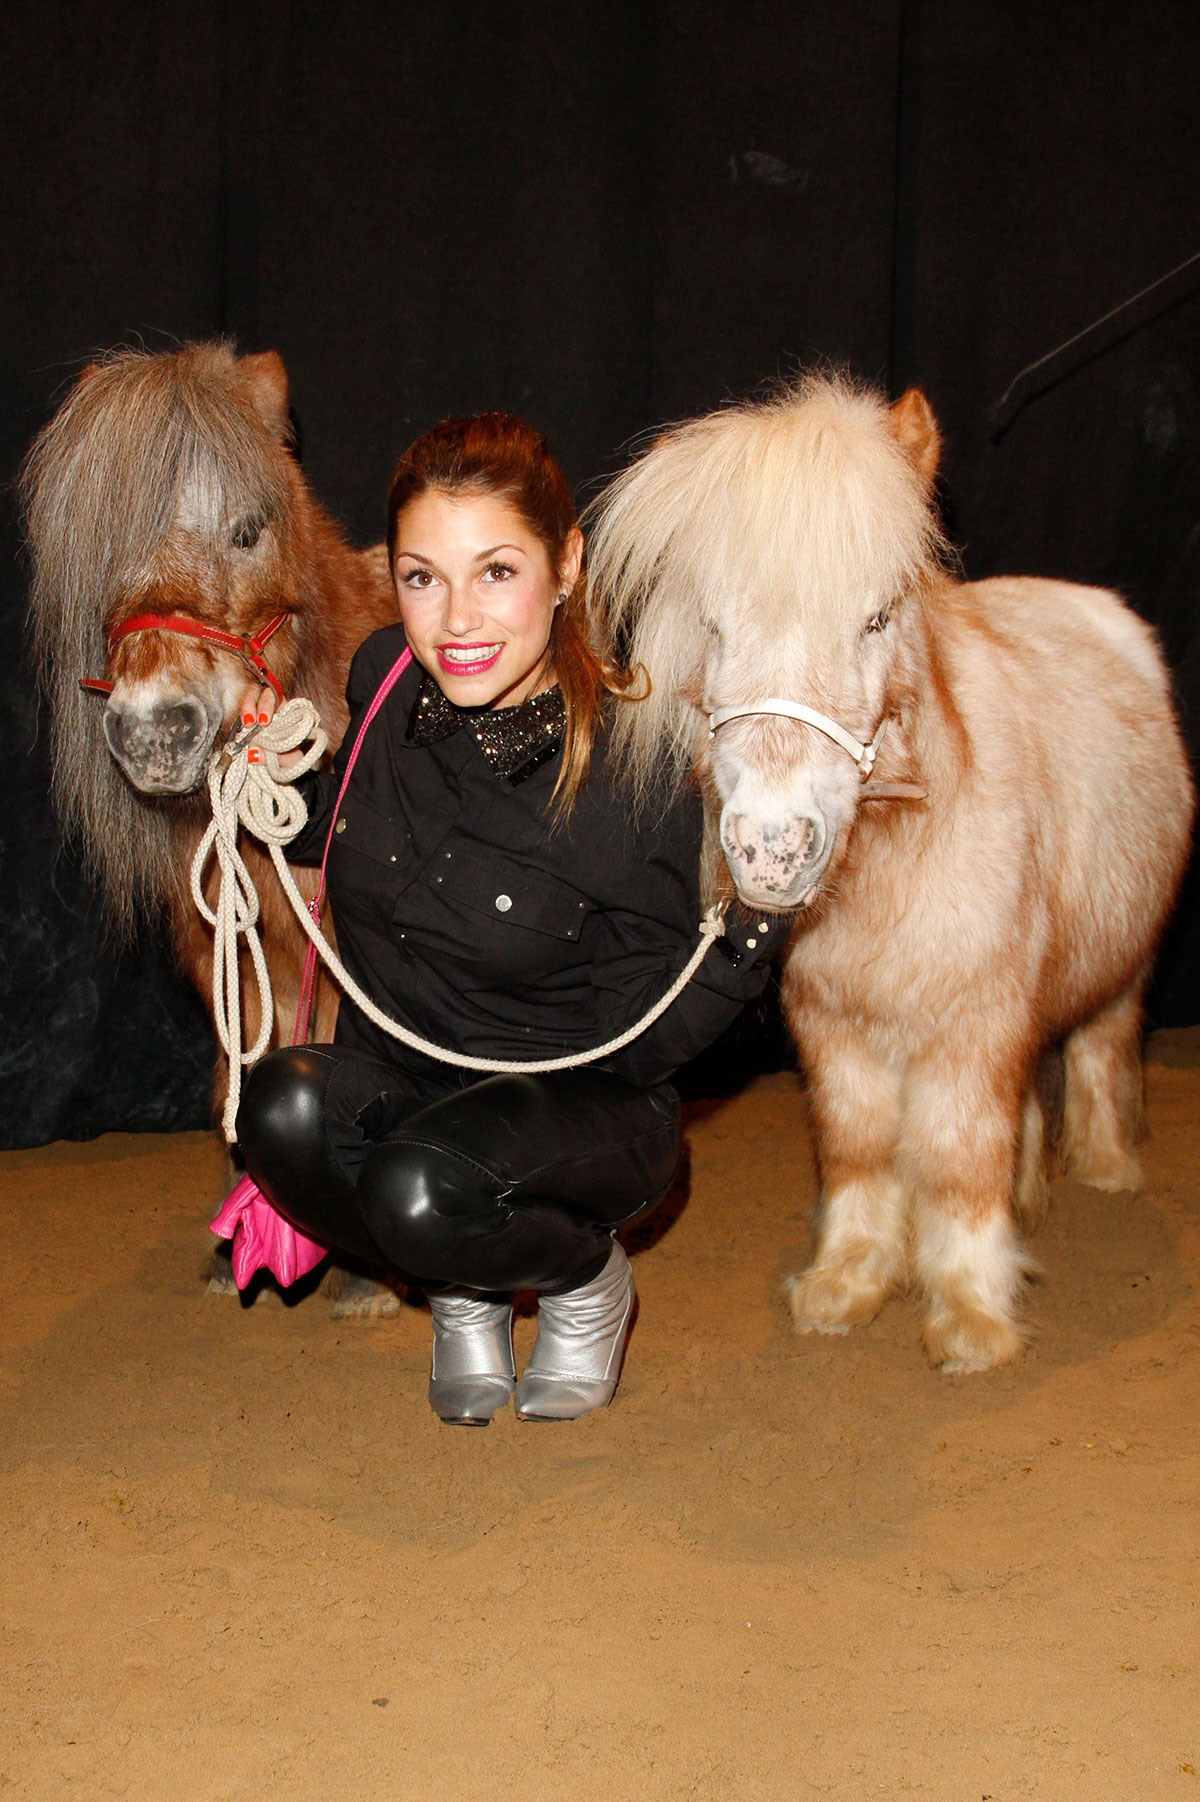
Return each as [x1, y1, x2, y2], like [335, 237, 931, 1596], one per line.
[2, 1, 1197, 1148]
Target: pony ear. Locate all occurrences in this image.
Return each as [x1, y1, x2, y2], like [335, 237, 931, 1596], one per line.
[889, 388, 941, 486]
[238, 351, 291, 441]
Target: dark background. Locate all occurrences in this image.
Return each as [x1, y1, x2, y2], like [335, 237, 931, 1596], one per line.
[2, 1, 1197, 1148]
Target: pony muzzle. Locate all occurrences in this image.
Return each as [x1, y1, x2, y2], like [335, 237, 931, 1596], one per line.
[719, 807, 829, 908]
[102, 693, 220, 795]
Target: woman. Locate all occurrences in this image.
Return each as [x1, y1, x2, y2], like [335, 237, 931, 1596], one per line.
[237, 413, 789, 1425]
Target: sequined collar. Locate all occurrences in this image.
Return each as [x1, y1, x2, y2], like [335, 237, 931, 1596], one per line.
[406, 675, 566, 787]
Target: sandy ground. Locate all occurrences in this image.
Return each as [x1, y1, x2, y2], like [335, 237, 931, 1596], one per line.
[1, 1033, 1197, 1802]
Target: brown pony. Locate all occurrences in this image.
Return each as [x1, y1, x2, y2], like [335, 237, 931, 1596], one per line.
[586, 375, 1194, 1373]
[22, 342, 397, 1298]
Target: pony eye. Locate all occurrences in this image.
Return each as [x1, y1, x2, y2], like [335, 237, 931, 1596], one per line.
[864, 607, 892, 635]
[231, 513, 265, 551]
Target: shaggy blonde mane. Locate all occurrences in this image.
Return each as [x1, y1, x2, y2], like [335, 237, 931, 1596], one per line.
[585, 375, 947, 801]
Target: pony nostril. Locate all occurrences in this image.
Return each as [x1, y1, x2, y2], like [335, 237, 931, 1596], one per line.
[766, 816, 825, 869]
[157, 701, 208, 752]
[102, 704, 143, 765]
[720, 818, 767, 872]
[102, 706, 124, 761]
[754, 817, 822, 866]
[721, 812, 755, 865]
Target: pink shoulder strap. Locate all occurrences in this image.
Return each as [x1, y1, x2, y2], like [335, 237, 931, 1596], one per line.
[292, 646, 412, 1044]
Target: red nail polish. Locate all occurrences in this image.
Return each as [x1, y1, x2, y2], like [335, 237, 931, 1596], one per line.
[258, 712, 270, 725]
[247, 747, 262, 763]
[242, 712, 255, 727]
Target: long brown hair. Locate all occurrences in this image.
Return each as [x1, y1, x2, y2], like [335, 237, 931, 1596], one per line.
[387, 412, 638, 814]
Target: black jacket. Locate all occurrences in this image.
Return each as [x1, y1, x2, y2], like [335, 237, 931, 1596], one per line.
[288, 626, 788, 1088]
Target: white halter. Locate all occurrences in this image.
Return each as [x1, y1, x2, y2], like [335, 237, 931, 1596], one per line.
[708, 698, 887, 777]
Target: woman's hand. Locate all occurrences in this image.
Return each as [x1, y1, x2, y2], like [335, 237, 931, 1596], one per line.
[234, 682, 305, 770]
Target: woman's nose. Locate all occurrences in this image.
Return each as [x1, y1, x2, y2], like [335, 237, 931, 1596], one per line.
[443, 584, 484, 636]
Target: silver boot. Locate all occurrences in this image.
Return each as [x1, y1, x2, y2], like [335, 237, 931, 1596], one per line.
[513, 1243, 635, 1422]
[428, 1289, 515, 1426]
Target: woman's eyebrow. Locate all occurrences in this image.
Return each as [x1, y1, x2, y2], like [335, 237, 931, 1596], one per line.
[394, 541, 526, 563]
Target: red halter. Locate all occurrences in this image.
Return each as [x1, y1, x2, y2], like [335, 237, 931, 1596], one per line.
[78, 611, 292, 703]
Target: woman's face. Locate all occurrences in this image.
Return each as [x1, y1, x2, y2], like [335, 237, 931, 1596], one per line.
[392, 490, 582, 709]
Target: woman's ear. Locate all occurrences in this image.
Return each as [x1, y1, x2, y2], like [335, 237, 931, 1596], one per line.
[559, 525, 584, 597]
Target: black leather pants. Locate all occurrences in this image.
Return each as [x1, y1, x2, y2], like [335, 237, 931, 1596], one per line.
[236, 1045, 681, 1294]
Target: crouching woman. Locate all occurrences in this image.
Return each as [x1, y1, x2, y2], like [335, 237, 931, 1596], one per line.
[237, 412, 788, 1424]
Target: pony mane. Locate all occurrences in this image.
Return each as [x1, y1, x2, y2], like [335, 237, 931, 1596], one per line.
[20, 342, 295, 929]
[584, 373, 949, 802]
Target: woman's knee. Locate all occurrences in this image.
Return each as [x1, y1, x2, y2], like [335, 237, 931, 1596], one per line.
[237, 1046, 337, 1171]
[236, 1045, 383, 1260]
[357, 1137, 495, 1272]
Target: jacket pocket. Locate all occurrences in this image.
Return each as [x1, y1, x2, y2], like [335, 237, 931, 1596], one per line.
[328, 793, 412, 872]
[429, 849, 590, 940]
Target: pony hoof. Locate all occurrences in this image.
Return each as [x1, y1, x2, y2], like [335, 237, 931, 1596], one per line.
[785, 1265, 888, 1335]
[325, 1268, 405, 1319]
[922, 1304, 1024, 1375]
[1068, 1149, 1143, 1194]
[204, 1240, 239, 1297]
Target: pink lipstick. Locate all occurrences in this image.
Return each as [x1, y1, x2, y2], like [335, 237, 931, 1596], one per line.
[436, 642, 504, 678]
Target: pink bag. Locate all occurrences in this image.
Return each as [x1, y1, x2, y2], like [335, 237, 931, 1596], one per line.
[210, 1173, 328, 1288]
[210, 647, 413, 1288]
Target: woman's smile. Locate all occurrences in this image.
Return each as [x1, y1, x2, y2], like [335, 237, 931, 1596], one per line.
[436, 641, 504, 676]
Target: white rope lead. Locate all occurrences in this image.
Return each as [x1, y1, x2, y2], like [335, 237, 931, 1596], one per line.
[191, 702, 725, 1142]
[190, 698, 330, 1141]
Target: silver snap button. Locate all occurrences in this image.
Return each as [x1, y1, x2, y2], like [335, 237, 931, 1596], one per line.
[495, 894, 513, 913]
[746, 936, 758, 949]
[758, 920, 769, 932]
[389, 854, 397, 864]
[334, 818, 346, 835]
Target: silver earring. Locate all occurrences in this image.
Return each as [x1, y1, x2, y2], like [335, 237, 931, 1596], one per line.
[556, 590, 567, 607]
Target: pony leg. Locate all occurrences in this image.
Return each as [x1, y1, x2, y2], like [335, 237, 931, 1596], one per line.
[904, 1044, 1033, 1374]
[1060, 979, 1146, 1192]
[786, 1025, 907, 1335]
[1013, 1083, 1050, 1233]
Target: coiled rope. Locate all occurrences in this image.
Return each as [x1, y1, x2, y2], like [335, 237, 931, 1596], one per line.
[191, 700, 725, 1142]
